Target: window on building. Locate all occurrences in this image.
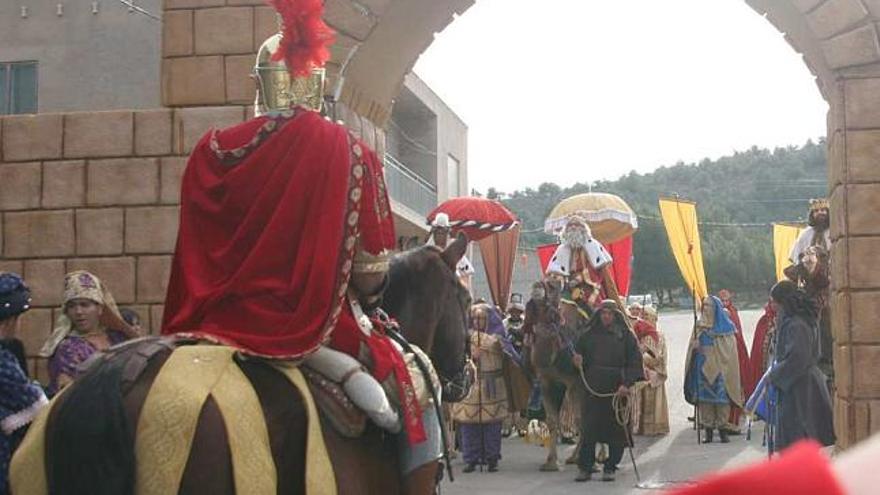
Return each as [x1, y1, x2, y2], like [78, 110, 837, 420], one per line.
[447, 154, 460, 197]
[0, 61, 38, 115]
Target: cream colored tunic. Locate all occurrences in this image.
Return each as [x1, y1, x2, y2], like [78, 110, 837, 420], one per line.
[634, 332, 670, 435]
[451, 332, 508, 423]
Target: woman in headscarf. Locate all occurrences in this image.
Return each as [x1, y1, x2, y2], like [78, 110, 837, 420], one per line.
[684, 295, 743, 444]
[633, 306, 669, 436]
[767, 280, 835, 452]
[40, 271, 139, 395]
[0, 272, 48, 495]
[452, 303, 509, 472]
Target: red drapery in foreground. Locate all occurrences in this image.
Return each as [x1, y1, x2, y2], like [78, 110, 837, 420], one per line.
[668, 441, 843, 495]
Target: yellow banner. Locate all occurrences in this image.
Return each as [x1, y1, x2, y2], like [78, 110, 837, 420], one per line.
[773, 223, 806, 281]
[659, 198, 708, 303]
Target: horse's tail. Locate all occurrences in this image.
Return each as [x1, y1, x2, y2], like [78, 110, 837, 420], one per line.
[45, 352, 135, 495]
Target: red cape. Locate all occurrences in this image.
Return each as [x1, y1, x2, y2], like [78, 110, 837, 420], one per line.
[162, 110, 395, 360]
[749, 304, 776, 388]
[723, 301, 753, 425]
[633, 318, 659, 342]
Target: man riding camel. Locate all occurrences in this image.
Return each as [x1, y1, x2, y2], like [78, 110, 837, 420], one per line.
[160, 1, 444, 491]
[545, 216, 618, 317]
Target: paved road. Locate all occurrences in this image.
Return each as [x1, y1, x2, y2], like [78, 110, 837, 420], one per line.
[440, 309, 767, 494]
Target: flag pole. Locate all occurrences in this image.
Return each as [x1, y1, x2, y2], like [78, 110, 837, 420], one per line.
[672, 195, 702, 444]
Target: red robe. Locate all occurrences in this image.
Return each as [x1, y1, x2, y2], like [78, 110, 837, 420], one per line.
[163, 109, 394, 358]
[633, 318, 659, 343]
[723, 300, 753, 427]
[161, 109, 424, 442]
[749, 303, 777, 390]
[669, 441, 843, 495]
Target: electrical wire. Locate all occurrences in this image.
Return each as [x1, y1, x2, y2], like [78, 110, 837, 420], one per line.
[113, 0, 161, 20]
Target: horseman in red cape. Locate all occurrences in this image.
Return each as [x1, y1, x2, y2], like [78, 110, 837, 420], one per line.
[159, 0, 443, 489]
[10, 1, 461, 494]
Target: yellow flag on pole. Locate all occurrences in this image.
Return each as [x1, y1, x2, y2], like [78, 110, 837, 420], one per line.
[773, 223, 806, 282]
[659, 197, 708, 303]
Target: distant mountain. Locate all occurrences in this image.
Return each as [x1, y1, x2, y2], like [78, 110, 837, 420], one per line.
[484, 140, 827, 305]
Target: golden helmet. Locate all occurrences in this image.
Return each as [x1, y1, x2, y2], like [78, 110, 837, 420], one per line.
[253, 32, 326, 115]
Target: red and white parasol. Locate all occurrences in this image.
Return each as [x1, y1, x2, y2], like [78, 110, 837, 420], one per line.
[427, 197, 518, 241]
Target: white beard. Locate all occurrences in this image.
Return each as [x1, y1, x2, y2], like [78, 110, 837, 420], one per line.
[562, 227, 589, 249]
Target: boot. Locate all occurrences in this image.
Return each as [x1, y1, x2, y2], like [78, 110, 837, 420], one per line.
[703, 428, 714, 443]
[574, 469, 592, 482]
[719, 429, 730, 443]
[487, 461, 498, 473]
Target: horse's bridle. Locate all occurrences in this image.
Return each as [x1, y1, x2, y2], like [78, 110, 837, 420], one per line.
[530, 279, 576, 361]
[436, 276, 473, 403]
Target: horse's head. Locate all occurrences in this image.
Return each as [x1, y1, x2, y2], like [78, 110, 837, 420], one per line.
[526, 278, 565, 368]
[382, 233, 473, 402]
[804, 245, 830, 277]
[526, 279, 561, 317]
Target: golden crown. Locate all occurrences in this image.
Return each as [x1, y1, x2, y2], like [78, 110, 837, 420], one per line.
[809, 198, 830, 212]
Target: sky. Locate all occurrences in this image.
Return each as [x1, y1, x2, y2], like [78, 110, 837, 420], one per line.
[413, 0, 828, 194]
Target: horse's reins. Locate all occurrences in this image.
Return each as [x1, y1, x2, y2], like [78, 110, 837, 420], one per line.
[436, 278, 473, 402]
[386, 275, 471, 486]
[386, 328, 456, 485]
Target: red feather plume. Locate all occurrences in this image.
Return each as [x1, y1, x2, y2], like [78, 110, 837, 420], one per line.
[268, 0, 335, 78]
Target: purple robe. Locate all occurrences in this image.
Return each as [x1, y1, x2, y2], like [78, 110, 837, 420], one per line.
[47, 330, 127, 395]
[459, 422, 503, 465]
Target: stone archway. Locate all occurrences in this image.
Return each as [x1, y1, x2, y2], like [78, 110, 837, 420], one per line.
[296, 0, 876, 449]
[0, 0, 877, 449]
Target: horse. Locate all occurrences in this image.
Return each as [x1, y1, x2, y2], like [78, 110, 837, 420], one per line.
[524, 278, 591, 471]
[26, 240, 473, 495]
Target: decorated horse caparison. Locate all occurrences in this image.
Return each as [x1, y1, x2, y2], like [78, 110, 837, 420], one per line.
[12, 243, 472, 495]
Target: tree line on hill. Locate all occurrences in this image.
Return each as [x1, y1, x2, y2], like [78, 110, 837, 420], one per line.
[482, 139, 827, 306]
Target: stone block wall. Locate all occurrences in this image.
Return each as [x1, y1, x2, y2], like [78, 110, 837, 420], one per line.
[778, 0, 880, 449]
[828, 75, 880, 447]
[161, 1, 284, 107]
[0, 107, 252, 382]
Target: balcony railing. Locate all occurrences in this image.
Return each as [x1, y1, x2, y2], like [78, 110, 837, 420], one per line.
[384, 154, 437, 218]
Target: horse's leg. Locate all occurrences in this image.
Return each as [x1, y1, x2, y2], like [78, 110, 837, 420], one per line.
[564, 381, 583, 466]
[242, 358, 403, 495]
[322, 423, 401, 494]
[178, 397, 235, 495]
[122, 350, 236, 495]
[402, 461, 441, 495]
[538, 375, 561, 472]
[238, 360, 308, 494]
